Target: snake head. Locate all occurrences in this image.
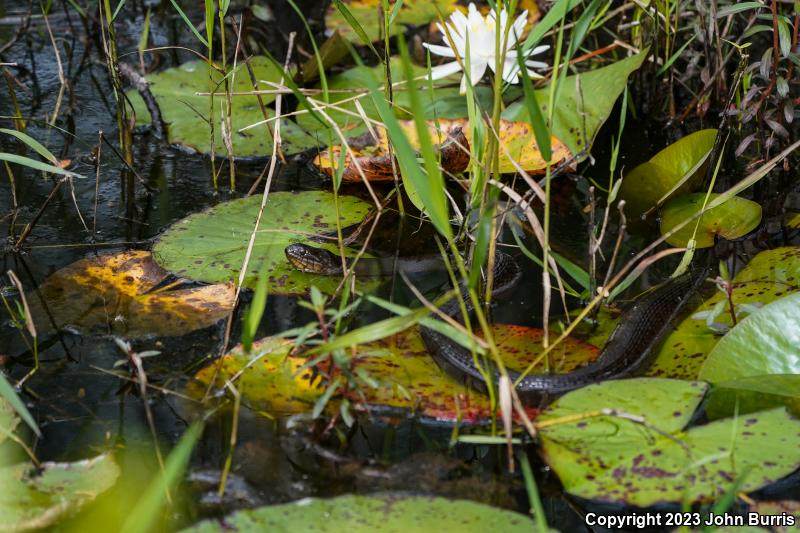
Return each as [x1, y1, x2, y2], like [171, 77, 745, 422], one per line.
[285, 243, 344, 275]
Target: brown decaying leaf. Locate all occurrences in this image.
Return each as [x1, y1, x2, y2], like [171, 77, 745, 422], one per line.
[314, 119, 571, 182]
[27, 251, 235, 339]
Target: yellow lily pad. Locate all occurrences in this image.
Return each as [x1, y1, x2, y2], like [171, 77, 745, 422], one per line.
[27, 251, 235, 339]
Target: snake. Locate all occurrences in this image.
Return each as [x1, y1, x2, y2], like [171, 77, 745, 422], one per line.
[285, 243, 709, 404]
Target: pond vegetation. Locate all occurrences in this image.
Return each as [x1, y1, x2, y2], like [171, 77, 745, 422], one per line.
[2, 0, 800, 530]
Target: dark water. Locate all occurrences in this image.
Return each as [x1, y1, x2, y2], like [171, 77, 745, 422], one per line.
[2, 1, 794, 531]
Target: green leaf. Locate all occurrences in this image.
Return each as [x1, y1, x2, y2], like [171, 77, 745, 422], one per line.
[332, 0, 382, 59]
[180, 494, 535, 532]
[242, 265, 269, 353]
[699, 292, 800, 383]
[0, 454, 120, 531]
[503, 51, 648, 160]
[152, 191, 375, 295]
[660, 193, 762, 248]
[127, 58, 318, 156]
[539, 378, 800, 506]
[619, 129, 717, 221]
[716, 2, 765, 18]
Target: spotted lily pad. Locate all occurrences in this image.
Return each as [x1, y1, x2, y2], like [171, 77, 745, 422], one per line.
[660, 193, 762, 248]
[502, 51, 648, 161]
[0, 454, 120, 531]
[152, 191, 374, 296]
[127, 57, 318, 156]
[26, 251, 235, 339]
[181, 493, 534, 532]
[326, 0, 458, 43]
[538, 378, 800, 507]
[189, 324, 598, 423]
[314, 118, 570, 180]
[648, 247, 800, 379]
[619, 129, 717, 221]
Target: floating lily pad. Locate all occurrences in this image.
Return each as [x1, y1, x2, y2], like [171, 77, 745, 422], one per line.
[699, 292, 800, 383]
[648, 247, 800, 379]
[314, 118, 570, 181]
[181, 493, 534, 532]
[127, 57, 318, 156]
[296, 59, 490, 139]
[619, 129, 717, 221]
[538, 378, 800, 507]
[189, 324, 598, 423]
[706, 374, 800, 419]
[153, 191, 374, 296]
[26, 251, 235, 339]
[660, 193, 762, 248]
[326, 0, 458, 43]
[503, 51, 648, 161]
[0, 454, 120, 532]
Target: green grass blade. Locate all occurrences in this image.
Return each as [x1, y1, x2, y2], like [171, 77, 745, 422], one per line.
[332, 0, 382, 60]
[0, 373, 41, 437]
[242, 268, 268, 353]
[0, 128, 58, 165]
[522, 0, 581, 52]
[0, 153, 85, 178]
[119, 422, 204, 533]
[169, 0, 209, 49]
[515, 50, 551, 162]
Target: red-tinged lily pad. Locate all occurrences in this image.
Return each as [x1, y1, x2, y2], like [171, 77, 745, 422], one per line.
[189, 324, 599, 424]
[538, 378, 800, 507]
[314, 118, 570, 181]
[26, 251, 235, 339]
[648, 246, 800, 379]
[619, 129, 717, 222]
[660, 193, 762, 248]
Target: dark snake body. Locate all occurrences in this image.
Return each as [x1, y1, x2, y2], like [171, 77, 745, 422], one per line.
[285, 243, 708, 404]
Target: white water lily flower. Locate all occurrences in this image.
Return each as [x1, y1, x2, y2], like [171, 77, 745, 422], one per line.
[423, 3, 550, 94]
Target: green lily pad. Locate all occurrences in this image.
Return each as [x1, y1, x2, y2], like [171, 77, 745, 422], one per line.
[181, 493, 534, 532]
[326, 0, 458, 44]
[706, 374, 800, 419]
[660, 193, 762, 248]
[699, 292, 800, 383]
[503, 51, 648, 161]
[0, 454, 120, 531]
[538, 378, 800, 507]
[189, 324, 598, 423]
[296, 59, 494, 139]
[648, 246, 800, 379]
[152, 191, 374, 296]
[619, 129, 717, 221]
[127, 57, 318, 156]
